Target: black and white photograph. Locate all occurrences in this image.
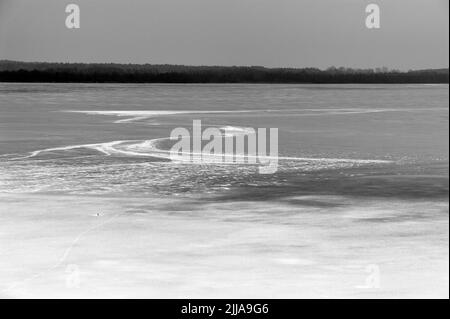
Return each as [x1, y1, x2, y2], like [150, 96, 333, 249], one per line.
[0, 0, 448, 302]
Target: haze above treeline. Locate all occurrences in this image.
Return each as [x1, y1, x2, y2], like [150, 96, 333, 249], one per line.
[0, 61, 448, 84]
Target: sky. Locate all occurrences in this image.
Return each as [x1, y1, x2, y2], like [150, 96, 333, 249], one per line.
[0, 0, 448, 69]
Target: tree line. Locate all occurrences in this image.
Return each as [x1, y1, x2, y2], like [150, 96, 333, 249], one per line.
[0, 61, 448, 83]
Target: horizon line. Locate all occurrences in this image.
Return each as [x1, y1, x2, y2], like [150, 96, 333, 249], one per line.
[1, 60, 448, 72]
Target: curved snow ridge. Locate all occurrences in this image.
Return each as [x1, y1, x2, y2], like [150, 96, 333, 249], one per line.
[65, 110, 256, 123]
[12, 138, 393, 165]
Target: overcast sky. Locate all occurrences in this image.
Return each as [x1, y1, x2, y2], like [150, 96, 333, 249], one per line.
[0, 0, 448, 69]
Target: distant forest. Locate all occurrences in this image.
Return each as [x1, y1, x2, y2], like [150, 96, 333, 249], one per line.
[0, 60, 448, 84]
